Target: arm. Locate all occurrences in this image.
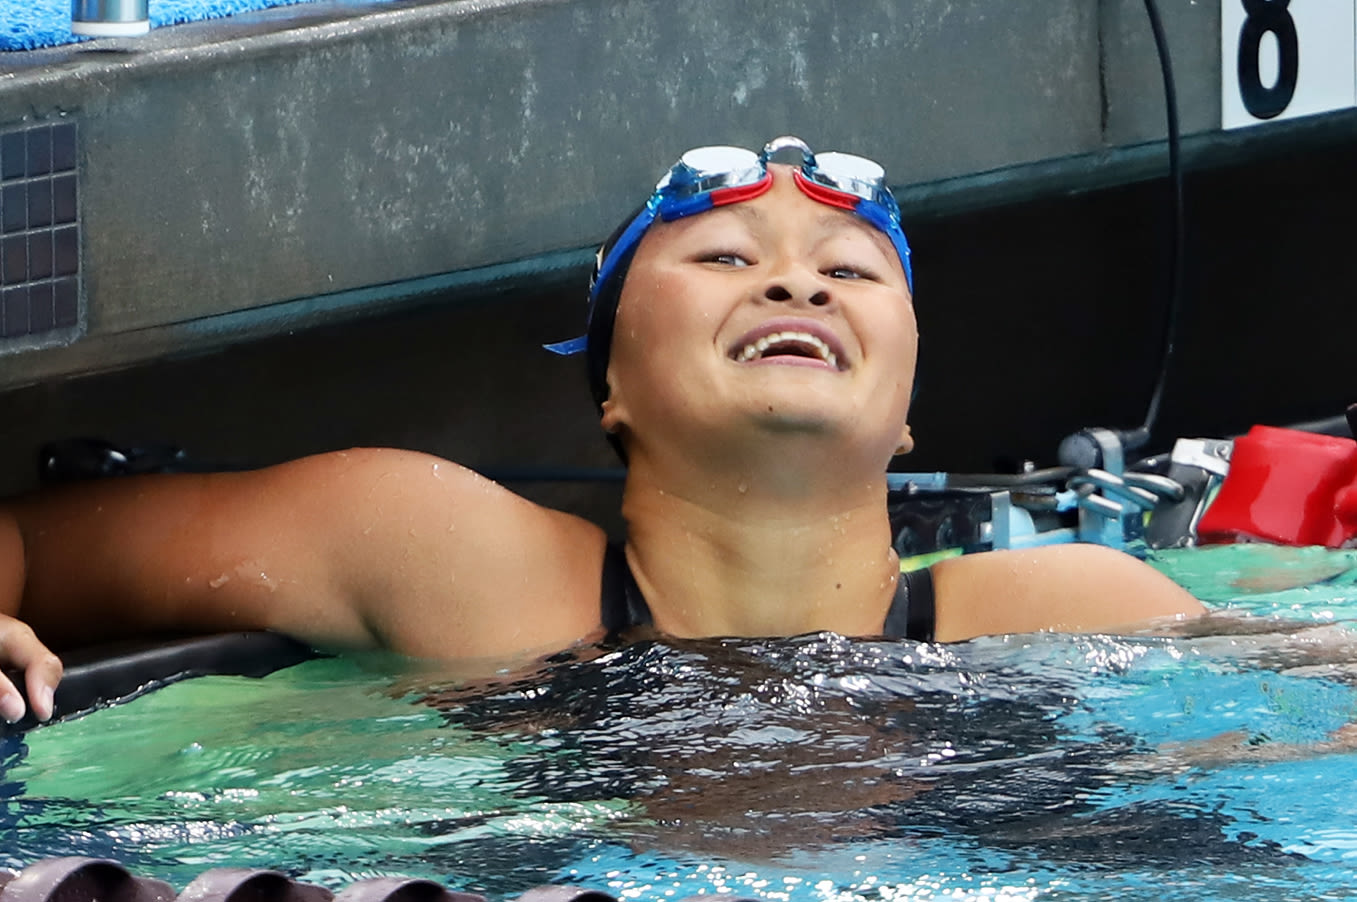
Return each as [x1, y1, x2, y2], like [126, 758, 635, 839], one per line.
[930, 543, 1205, 642]
[0, 447, 606, 719]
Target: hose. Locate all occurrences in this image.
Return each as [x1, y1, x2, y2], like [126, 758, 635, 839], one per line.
[1131, 0, 1187, 451]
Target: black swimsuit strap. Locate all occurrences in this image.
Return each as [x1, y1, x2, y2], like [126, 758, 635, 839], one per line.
[884, 566, 936, 643]
[600, 541, 653, 632]
[601, 541, 935, 642]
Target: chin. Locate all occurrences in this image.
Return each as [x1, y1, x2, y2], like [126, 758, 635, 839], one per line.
[743, 400, 846, 437]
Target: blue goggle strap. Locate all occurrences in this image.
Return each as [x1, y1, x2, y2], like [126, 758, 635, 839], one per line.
[542, 201, 659, 356]
[853, 197, 914, 291]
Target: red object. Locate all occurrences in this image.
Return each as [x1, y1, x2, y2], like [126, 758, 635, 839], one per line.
[1198, 425, 1357, 548]
[709, 174, 774, 207]
[792, 170, 859, 210]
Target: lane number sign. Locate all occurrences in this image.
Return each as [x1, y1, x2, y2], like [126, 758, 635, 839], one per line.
[1222, 0, 1356, 129]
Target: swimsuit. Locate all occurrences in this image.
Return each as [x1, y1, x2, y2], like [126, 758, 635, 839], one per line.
[600, 542, 936, 641]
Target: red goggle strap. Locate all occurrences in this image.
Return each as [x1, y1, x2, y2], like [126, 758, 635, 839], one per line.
[709, 172, 775, 208]
[791, 169, 859, 210]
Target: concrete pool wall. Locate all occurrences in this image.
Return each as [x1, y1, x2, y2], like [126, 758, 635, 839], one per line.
[0, 0, 1235, 388]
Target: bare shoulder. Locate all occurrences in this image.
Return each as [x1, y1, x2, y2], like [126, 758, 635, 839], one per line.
[255, 447, 609, 661]
[929, 544, 1205, 642]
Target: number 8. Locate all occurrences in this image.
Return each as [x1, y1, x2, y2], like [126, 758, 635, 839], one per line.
[1237, 0, 1300, 119]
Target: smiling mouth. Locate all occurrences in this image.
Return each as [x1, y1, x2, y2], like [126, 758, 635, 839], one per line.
[732, 331, 841, 369]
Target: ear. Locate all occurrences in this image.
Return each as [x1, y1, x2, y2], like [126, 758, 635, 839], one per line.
[600, 399, 622, 434]
[599, 373, 629, 435]
[893, 423, 914, 457]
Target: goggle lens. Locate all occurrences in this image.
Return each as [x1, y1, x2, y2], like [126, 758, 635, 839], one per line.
[671, 146, 760, 183]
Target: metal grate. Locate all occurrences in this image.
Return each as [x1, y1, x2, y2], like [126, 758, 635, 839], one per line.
[0, 120, 80, 350]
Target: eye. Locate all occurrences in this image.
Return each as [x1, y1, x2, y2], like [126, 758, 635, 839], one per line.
[826, 264, 878, 281]
[703, 252, 753, 268]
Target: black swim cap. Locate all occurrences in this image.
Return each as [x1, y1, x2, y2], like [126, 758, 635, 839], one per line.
[583, 206, 646, 413]
[582, 207, 646, 461]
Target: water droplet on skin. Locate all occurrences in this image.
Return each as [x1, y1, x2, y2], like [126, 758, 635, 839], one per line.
[431, 463, 444, 480]
[737, 482, 748, 494]
[209, 573, 230, 589]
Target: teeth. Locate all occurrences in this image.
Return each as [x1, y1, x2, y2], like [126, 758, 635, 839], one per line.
[736, 331, 838, 368]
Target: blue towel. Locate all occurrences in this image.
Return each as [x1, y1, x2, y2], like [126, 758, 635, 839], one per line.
[2, 0, 312, 52]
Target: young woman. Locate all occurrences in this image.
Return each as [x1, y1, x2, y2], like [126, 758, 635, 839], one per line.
[0, 137, 1203, 723]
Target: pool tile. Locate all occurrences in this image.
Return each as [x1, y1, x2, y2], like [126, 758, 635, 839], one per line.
[53, 174, 77, 222]
[2, 285, 29, 337]
[51, 123, 77, 172]
[28, 281, 54, 332]
[28, 233, 53, 280]
[2, 235, 26, 282]
[1, 183, 25, 233]
[26, 126, 52, 177]
[54, 277, 78, 327]
[0, 130, 24, 181]
[27, 180, 52, 229]
[54, 226, 77, 276]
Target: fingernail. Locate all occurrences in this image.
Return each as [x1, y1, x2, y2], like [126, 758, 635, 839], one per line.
[36, 686, 55, 721]
[0, 692, 23, 724]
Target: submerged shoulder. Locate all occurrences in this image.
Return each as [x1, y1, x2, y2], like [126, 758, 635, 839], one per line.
[929, 544, 1205, 641]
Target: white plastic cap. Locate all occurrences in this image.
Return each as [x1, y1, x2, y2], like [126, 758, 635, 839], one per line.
[71, 19, 151, 36]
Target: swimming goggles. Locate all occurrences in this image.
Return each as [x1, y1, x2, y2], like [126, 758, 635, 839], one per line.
[545, 136, 913, 356]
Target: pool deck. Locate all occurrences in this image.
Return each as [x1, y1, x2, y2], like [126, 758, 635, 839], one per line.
[0, 0, 1355, 390]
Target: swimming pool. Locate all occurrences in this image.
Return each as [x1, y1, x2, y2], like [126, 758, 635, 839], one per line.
[4, 544, 1357, 901]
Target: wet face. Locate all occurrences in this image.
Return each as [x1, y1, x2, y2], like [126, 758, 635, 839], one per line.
[600, 166, 919, 467]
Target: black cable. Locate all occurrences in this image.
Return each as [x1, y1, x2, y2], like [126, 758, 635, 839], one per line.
[1131, 0, 1187, 451]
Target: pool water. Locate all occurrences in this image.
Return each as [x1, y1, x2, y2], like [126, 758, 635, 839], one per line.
[4, 544, 1357, 901]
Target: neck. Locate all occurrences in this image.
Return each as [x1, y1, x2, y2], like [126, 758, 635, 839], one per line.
[619, 447, 901, 638]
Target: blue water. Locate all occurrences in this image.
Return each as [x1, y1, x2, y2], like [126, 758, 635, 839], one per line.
[4, 544, 1357, 902]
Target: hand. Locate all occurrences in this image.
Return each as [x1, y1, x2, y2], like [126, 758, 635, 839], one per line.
[0, 614, 63, 723]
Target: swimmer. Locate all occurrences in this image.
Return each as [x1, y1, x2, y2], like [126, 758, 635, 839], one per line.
[0, 137, 1204, 723]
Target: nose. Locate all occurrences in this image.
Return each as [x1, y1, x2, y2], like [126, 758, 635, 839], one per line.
[762, 264, 832, 307]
